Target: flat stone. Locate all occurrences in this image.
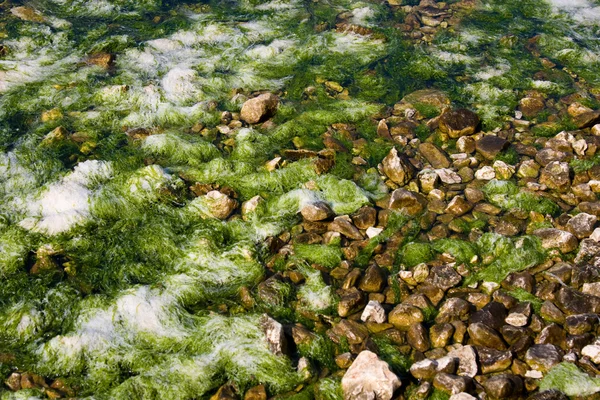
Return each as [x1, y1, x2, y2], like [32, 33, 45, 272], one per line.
[341, 350, 401, 400]
[476, 135, 509, 160]
[419, 143, 450, 168]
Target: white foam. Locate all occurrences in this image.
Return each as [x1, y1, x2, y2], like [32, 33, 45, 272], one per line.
[548, 0, 600, 23]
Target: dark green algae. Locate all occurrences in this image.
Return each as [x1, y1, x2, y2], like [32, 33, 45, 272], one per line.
[0, 0, 599, 398]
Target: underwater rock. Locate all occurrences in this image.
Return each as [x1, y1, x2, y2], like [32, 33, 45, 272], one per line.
[381, 147, 415, 186]
[439, 109, 480, 139]
[341, 350, 401, 400]
[240, 93, 279, 124]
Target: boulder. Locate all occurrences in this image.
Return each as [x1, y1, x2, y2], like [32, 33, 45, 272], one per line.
[240, 93, 279, 124]
[341, 351, 401, 400]
[439, 109, 480, 139]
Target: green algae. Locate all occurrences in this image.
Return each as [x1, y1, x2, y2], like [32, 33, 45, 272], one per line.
[482, 180, 560, 215]
[540, 362, 600, 397]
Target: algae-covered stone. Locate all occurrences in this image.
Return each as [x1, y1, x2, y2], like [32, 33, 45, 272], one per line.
[439, 109, 480, 139]
[534, 228, 578, 253]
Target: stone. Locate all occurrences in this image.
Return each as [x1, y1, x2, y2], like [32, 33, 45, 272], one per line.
[244, 385, 267, 400]
[436, 168, 462, 184]
[419, 170, 439, 193]
[574, 110, 600, 129]
[240, 93, 279, 124]
[582, 282, 600, 297]
[436, 298, 471, 324]
[445, 196, 472, 216]
[430, 323, 455, 348]
[476, 135, 509, 160]
[387, 189, 427, 215]
[5, 373, 20, 391]
[381, 148, 415, 186]
[433, 373, 472, 395]
[470, 302, 508, 330]
[574, 238, 600, 264]
[447, 345, 478, 378]
[439, 109, 480, 139]
[528, 390, 569, 400]
[505, 302, 532, 327]
[457, 136, 476, 153]
[301, 202, 334, 221]
[436, 356, 458, 374]
[475, 166, 496, 180]
[330, 216, 363, 240]
[565, 314, 598, 335]
[341, 350, 401, 400]
[534, 228, 578, 253]
[483, 374, 523, 399]
[352, 206, 377, 229]
[449, 394, 476, 400]
[493, 160, 515, 180]
[204, 190, 238, 219]
[582, 344, 600, 364]
[329, 319, 369, 345]
[338, 288, 365, 317]
[468, 322, 507, 350]
[259, 314, 287, 356]
[210, 384, 236, 400]
[389, 304, 424, 329]
[524, 344, 562, 372]
[539, 161, 571, 192]
[518, 160, 540, 178]
[407, 323, 430, 352]
[477, 347, 513, 374]
[410, 358, 438, 380]
[426, 265, 462, 291]
[241, 195, 264, 220]
[419, 143, 450, 168]
[359, 264, 386, 293]
[361, 300, 386, 323]
[10, 6, 46, 23]
[556, 286, 600, 315]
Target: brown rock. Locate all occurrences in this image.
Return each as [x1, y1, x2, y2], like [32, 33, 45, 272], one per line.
[241, 93, 279, 124]
[358, 264, 386, 293]
[407, 323, 430, 352]
[439, 109, 480, 139]
[433, 373, 473, 395]
[387, 189, 427, 215]
[475, 136, 509, 160]
[330, 216, 363, 240]
[477, 347, 513, 374]
[245, 385, 267, 400]
[468, 322, 507, 350]
[301, 202, 334, 221]
[352, 206, 377, 229]
[534, 228, 578, 253]
[430, 323, 455, 348]
[381, 148, 415, 186]
[426, 265, 462, 291]
[338, 287, 365, 317]
[574, 110, 600, 129]
[419, 143, 451, 168]
[389, 304, 424, 329]
[445, 196, 472, 216]
[483, 374, 523, 399]
[524, 344, 562, 372]
[329, 319, 369, 345]
[539, 161, 571, 192]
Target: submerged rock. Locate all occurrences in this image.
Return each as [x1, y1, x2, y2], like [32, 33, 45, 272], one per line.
[240, 93, 279, 124]
[439, 109, 480, 139]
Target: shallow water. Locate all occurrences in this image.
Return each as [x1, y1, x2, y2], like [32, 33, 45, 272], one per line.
[0, 0, 599, 398]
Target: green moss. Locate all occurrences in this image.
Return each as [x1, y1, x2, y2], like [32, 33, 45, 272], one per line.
[297, 333, 337, 370]
[540, 362, 600, 397]
[494, 146, 519, 165]
[316, 175, 371, 215]
[482, 180, 560, 215]
[399, 242, 433, 268]
[294, 244, 343, 269]
[432, 239, 477, 266]
[508, 288, 543, 314]
[371, 336, 411, 376]
[315, 377, 343, 400]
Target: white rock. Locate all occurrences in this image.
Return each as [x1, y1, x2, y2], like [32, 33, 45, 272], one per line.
[449, 394, 477, 400]
[342, 350, 401, 400]
[366, 227, 384, 238]
[582, 282, 600, 297]
[435, 168, 462, 184]
[582, 345, 600, 364]
[525, 370, 543, 379]
[447, 345, 478, 378]
[475, 166, 496, 180]
[590, 228, 600, 242]
[361, 300, 386, 323]
[506, 313, 529, 327]
[573, 139, 588, 156]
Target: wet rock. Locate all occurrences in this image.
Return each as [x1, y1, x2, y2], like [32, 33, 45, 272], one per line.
[534, 228, 578, 253]
[330, 216, 364, 240]
[439, 109, 480, 139]
[540, 301, 565, 324]
[260, 314, 287, 356]
[10, 6, 46, 23]
[475, 166, 496, 180]
[468, 322, 507, 350]
[445, 196, 472, 216]
[565, 314, 598, 335]
[361, 300, 386, 323]
[410, 358, 438, 380]
[245, 385, 267, 400]
[381, 148, 415, 186]
[426, 265, 462, 291]
[556, 286, 600, 315]
[457, 136, 476, 153]
[528, 390, 569, 400]
[574, 238, 600, 264]
[407, 323, 430, 352]
[436, 298, 471, 323]
[359, 264, 386, 293]
[436, 168, 462, 184]
[5, 373, 20, 391]
[211, 384, 236, 400]
[506, 302, 532, 327]
[475, 135, 509, 160]
[387, 189, 427, 215]
[433, 373, 473, 395]
[580, 202, 600, 217]
[240, 93, 279, 124]
[535, 324, 566, 350]
[419, 143, 450, 168]
[582, 344, 600, 363]
[341, 350, 401, 400]
[329, 319, 369, 345]
[352, 206, 377, 229]
[389, 304, 424, 329]
[447, 345, 479, 378]
[524, 344, 562, 372]
[301, 202, 334, 221]
[477, 346, 513, 374]
[338, 287, 365, 317]
[430, 323, 455, 348]
[470, 302, 508, 330]
[574, 110, 600, 129]
[483, 374, 523, 399]
[539, 161, 571, 192]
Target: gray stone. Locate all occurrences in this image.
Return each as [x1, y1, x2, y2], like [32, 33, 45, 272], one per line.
[341, 350, 401, 400]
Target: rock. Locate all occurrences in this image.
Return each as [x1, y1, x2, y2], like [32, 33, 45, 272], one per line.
[245, 385, 267, 400]
[86, 52, 115, 69]
[259, 314, 287, 356]
[338, 288, 365, 317]
[574, 110, 600, 129]
[449, 394, 477, 400]
[568, 213, 599, 238]
[582, 282, 600, 297]
[419, 170, 439, 193]
[240, 93, 279, 124]
[433, 373, 472, 395]
[582, 344, 600, 364]
[381, 148, 415, 186]
[506, 302, 532, 327]
[475, 166, 496, 180]
[439, 109, 480, 139]
[430, 323, 455, 348]
[436, 298, 471, 324]
[574, 238, 600, 264]
[565, 314, 598, 335]
[407, 323, 430, 352]
[5, 373, 21, 391]
[447, 345, 479, 378]
[468, 322, 507, 350]
[389, 304, 424, 329]
[204, 190, 238, 219]
[457, 136, 476, 153]
[436, 168, 462, 184]
[352, 206, 377, 229]
[387, 189, 427, 215]
[477, 347, 513, 374]
[10, 6, 45, 23]
[336, 353, 354, 369]
[534, 228, 578, 253]
[556, 286, 600, 315]
[210, 384, 236, 400]
[358, 264, 385, 293]
[493, 160, 515, 180]
[483, 374, 523, 399]
[330, 216, 363, 240]
[401, 89, 450, 109]
[301, 202, 334, 221]
[476, 136, 509, 160]
[527, 390, 569, 400]
[470, 302, 508, 330]
[426, 265, 463, 291]
[524, 344, 562, 372]
[436, 356, 458, 374]
[329, 319, 369, 345]
[518, 160, 540, 178]
[410, 358, 438, 380]
[519, 96, 545, 117]
[361, 300, 386, 323]
[445, 196, 472, 216]
[539, 161, 571, 192]
[419, 143, 450, 168]
[341, 350, 401, 400]
[241, 195, 264, 220]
